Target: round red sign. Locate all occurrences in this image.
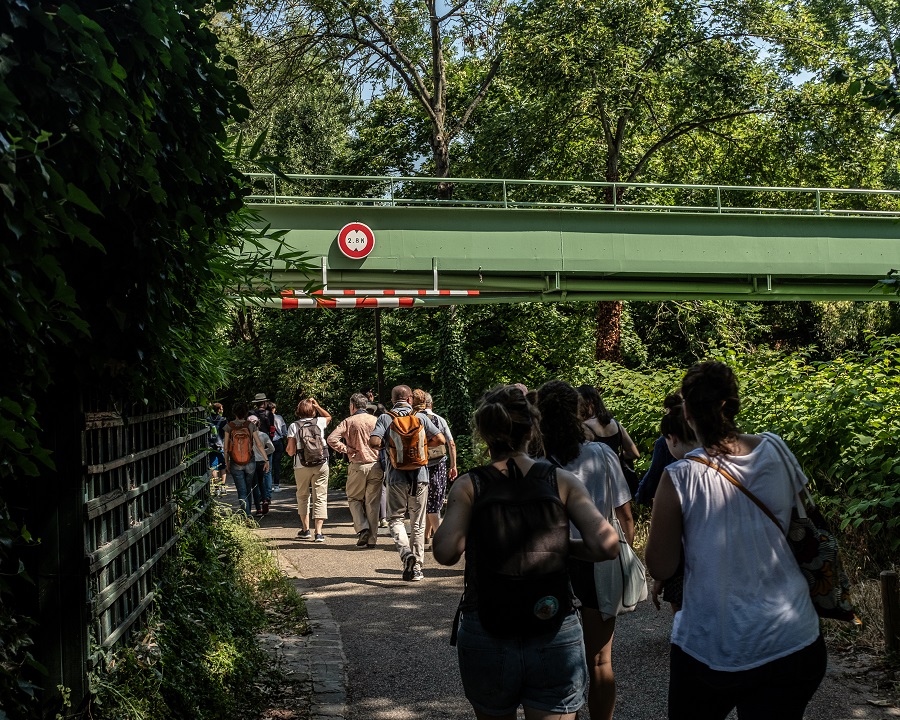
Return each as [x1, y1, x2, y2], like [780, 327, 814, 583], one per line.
[337, 222, 375, 259]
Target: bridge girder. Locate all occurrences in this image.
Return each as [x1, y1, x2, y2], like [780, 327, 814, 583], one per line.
[249, 203, 900, 304]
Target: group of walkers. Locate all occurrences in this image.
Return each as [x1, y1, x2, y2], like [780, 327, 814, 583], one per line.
[433, 362, 826, 720]
[210, 360, 827, 720]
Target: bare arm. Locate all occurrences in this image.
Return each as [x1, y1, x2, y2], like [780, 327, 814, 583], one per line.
[615, 502, 635, 546]
[645, 471, 683, 581]
[447, 439, 458, 481]
[311, 399, 331, 425]
[620, 423, 640, 460]
[286, 435, 297, 457]
[558, 470, 620, 562]
[433, 475, 474, 565]
[369, 434, 382, 449]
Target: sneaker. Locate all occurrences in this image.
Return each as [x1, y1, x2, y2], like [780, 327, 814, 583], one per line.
[261, 499, 270, 515]
[272, 485, 281, 492]
[314, 533, 326, 543]
[379, 519, 388, 528]
[356, 529, 370, 547]
[402, 554, 416, 581]
[297, 529, 311, 540]
[411, 568, 424, 582]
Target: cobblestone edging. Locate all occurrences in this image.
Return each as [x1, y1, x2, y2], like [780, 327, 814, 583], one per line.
[259, 575, 349, 720]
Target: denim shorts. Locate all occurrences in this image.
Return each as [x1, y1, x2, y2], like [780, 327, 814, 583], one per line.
[456, 611, 588, 716]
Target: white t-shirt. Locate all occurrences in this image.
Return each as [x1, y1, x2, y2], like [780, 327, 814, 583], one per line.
[563, 442, 632, 539]
[287, 416, 328, 469]
[668, 435, 820, 671]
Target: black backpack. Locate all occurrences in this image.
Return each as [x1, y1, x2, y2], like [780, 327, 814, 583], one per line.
[452, 459, 574, 642]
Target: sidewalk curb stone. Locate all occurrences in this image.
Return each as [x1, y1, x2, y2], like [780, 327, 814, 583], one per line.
[266, 556, 349, 720]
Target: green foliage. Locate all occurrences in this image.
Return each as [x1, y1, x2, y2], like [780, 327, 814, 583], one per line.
[89, 505, 305, 720]
[588, 339, 900, 560]
[0, 1, 311, 715]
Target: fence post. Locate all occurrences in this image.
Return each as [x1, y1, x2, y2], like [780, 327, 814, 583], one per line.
[883, 571, 899, 652]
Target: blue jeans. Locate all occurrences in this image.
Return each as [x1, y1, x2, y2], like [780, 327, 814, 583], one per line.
[456, 611, 587, 716]
[230, 461, 257, 516]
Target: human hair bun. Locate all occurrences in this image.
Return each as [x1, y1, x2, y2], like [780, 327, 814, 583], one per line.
[475, 385, 540, 456]
[681, 361, 740, 454]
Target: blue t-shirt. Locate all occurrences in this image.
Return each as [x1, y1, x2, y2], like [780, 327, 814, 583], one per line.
[371, 403, 441, 485]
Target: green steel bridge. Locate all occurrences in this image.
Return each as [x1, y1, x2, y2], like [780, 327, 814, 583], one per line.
[246, 174, 900, 307]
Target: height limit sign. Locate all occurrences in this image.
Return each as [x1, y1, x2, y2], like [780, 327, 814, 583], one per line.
[337, 222, 375, 259]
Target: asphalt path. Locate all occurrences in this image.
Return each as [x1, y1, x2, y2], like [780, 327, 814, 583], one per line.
[244, 487, 894, 720]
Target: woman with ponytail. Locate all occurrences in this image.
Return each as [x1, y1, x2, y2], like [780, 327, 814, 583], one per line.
[434, 385, 619, 720]
[646, 361, 826, 720]
[537, 380, 633, 720]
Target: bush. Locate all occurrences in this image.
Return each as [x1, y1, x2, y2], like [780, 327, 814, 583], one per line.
[576, 338, 900, 564]
[89, 504, 306, 720]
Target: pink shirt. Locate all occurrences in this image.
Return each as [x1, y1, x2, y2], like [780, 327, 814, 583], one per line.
[327, 412, 379, 464]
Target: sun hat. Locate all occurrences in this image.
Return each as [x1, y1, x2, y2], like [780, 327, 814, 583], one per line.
[251, 392, 268, 403]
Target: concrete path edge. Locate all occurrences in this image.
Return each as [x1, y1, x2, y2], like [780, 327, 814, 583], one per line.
[259, 555, 349, 720]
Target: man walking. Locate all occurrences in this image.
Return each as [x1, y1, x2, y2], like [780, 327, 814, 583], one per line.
[327, 393, 383, 548]
[369, 385, 445, 581]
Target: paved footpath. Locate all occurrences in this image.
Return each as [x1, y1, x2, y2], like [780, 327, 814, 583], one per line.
[246, 488, 898, 720]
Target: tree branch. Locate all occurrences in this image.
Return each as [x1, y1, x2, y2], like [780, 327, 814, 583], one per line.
[625, 109, 764, 183]
[448, 53, 503, 139]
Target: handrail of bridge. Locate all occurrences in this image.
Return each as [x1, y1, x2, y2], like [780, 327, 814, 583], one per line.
[244, 173, 900, 217]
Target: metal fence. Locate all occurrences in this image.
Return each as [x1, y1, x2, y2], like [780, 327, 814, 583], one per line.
[244, 173, 900, 217]
[82, 403, 211, 649]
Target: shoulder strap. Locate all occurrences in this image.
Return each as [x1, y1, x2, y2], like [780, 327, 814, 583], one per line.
[688, 456, 783, 532]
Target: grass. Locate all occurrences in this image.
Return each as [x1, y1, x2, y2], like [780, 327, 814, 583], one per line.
[87, 505, 308, 720]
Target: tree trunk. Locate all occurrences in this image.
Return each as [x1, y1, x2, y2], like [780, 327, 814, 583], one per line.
[431, 125, 453, 199]
[595, 301, 623, 362]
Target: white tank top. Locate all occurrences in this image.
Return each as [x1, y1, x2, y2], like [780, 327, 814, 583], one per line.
[668, 436, 820, 671]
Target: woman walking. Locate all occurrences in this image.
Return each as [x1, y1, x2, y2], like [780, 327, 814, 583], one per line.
[646, 361, 826, 719]
[434, 385, 619, 720]
[537, 380, 634, 720]
[286, 398, 332, 542]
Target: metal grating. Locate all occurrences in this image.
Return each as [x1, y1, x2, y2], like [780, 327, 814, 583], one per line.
[82, 403, 211, 649]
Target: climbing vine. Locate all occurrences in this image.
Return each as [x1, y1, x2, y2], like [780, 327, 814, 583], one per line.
[0, 1, 304, 716]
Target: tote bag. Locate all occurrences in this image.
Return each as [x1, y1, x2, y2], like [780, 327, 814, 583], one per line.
[594, 450, 648, 620]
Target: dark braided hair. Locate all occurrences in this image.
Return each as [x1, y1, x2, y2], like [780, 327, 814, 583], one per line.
[475, 385, 542, 458]
[537, 380, 586, 467]
[577, 385, 613, 425]
[680, 361, 740, 455]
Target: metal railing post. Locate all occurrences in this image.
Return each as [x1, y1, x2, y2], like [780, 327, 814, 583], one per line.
[815, 189, 822, 215]
[273, 173, 278, 204]
[613, 183, 617, 210]
[503, 180, 508, 209]
[716, 186, 722, 213]
[390, 178, 395, 206]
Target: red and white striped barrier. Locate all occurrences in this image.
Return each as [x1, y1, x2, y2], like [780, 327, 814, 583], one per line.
[280, 296, 426, 308]
[281, 289, 480, 297]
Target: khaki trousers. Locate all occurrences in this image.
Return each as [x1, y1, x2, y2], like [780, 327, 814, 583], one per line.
[294, 463, 329, 521]
[346, 461, 384, 543]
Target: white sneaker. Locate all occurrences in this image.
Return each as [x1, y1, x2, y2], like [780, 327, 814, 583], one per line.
[273, 485, 281, 492]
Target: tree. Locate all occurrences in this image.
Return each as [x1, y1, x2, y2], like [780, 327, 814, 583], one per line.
[226, 0, 509, 194]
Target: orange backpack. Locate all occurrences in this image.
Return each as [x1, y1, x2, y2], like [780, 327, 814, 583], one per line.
[386, 411, 428, 470]
[227, 421, 253, 465]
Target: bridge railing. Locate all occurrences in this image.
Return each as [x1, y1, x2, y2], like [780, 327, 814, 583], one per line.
[244, 173, 900, 216]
